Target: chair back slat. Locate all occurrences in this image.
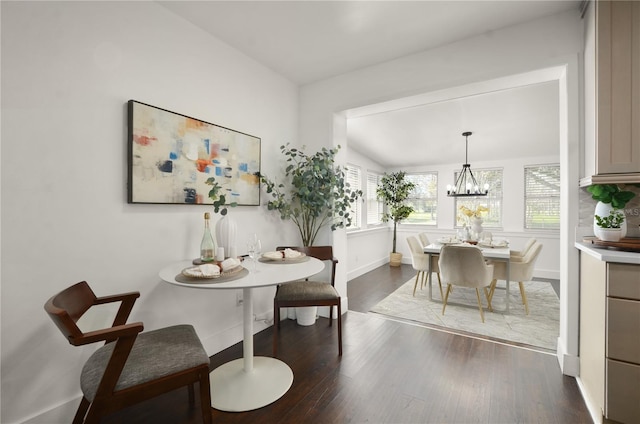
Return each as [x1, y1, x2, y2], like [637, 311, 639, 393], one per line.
[44, 281, 97, 343]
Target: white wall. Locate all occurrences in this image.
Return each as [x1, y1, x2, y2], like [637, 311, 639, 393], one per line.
[345, 147, 390, 279]
[300, 9, 583, 373]
[1, 2, 299, 423]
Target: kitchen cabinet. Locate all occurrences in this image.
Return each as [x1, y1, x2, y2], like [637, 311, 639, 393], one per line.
[582, 1, 640, 186]
[579, 252, 640, 423]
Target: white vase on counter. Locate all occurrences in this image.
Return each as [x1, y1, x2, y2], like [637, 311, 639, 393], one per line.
[593, 201, 627, 240]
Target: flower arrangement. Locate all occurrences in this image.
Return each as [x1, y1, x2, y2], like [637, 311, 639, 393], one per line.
[459, 205, 489, 219]
[457, 204, 489, 229]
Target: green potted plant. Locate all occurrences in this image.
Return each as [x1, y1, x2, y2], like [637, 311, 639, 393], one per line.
[586, 184, 636, 238]
[376, 171, 416, 266]
[260, 144, 362, 247]
[594, 210, 625, 242]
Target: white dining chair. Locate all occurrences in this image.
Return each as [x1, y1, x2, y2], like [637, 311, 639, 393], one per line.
[417, 232, 430, 248]
[489, 242, 543, 315]
[510, 238, 537, 260]
[417, 232, 442, 288]
[407, 236, 443, 299]
[438, 245, 494, 322]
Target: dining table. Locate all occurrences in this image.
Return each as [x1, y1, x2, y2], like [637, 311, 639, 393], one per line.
[159, 255, 324, 412]
[423, 241, 512, 312]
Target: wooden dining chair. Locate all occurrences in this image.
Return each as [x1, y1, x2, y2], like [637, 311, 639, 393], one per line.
[438, 245, 494, 322]
[273, 246, 342, 356]
[44, 281, 212, 424]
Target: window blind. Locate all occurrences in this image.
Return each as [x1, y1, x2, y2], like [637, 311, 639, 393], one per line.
[366, 172, 382, 225]
[346, 165, 361, 229]
[405, 172, 438, 225]
[454, 168, 503, 228]
[524, 165, 560, 230]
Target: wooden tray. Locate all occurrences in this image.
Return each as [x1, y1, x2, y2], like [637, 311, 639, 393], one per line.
[583, 237, 640, 252]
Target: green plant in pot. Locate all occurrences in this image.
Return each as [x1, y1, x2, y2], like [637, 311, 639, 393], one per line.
[586, 184, 636, 239]
[376, 171, 416, 266]
[594, 210, 625, 242]
[260, 144, 362, 247]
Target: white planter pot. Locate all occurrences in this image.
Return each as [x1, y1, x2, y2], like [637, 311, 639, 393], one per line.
[593, 201, 627, 239]
[389, 252, 402, 267]
[597, 228, 623, 242]
[296, 306, 317, 326]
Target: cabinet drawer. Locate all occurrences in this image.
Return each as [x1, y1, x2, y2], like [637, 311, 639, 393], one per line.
[607, 298, 640, 363]
[606, 359, 640, 424]
[607, 263, 640, 300]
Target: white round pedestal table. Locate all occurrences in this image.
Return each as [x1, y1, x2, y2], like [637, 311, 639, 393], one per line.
[159, 257, 324, 412]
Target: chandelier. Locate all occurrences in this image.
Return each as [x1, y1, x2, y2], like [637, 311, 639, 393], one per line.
[446, 131, 488, 197]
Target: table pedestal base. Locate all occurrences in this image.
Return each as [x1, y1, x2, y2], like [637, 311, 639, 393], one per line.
[209, 356, 293, 412]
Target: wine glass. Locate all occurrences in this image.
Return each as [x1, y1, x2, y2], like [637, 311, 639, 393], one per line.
[247, 235, 261, 272]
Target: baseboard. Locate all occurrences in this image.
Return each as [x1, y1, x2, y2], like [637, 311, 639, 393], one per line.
[535, 268, 560, 280]
[556, 337, 580, 376]
[576, 377, 602, 424]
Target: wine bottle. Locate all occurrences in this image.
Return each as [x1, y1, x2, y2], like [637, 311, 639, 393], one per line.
[200, 212, 216, 262]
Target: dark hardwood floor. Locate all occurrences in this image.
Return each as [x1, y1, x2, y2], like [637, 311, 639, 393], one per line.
[104, 264, 591, 424]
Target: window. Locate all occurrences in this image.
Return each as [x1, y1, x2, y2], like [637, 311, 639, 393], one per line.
[366, 172, 383, 225]
[524, 164, 560, 230]
[345, 164, 361, 229]
[454, 168, 503, 227]
[405, 172, 438, 225]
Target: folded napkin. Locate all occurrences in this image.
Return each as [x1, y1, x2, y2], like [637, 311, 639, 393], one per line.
[263, 251, 284, 260]
[263, 249, 302, 260]
[220, 257, 240, 271]
[198, 264, 220, 277]
[283, 248, 302, 258]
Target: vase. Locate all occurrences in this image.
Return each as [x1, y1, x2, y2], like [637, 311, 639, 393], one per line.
[597, 228, 623, 242]
[593, 201, 627, 239]
[215, 214, 238, 258]
[470, 218, 484, 240]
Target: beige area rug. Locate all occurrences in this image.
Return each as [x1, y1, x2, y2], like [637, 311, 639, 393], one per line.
[370, 277, 560, 351]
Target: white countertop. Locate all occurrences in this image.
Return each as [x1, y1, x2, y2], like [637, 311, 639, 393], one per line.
[575, 242, 640, 265]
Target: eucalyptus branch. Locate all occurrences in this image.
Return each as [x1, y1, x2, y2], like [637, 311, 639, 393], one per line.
[260, 143, 362, 246]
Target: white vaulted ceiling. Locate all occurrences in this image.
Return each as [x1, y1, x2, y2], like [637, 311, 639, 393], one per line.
[159, 1, 579, 167]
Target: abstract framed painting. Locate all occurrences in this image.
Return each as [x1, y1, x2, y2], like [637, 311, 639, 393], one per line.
[127, 100, 261, 205]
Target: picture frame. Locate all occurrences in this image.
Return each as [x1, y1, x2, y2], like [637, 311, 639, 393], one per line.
[127, 100, 261, 206]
